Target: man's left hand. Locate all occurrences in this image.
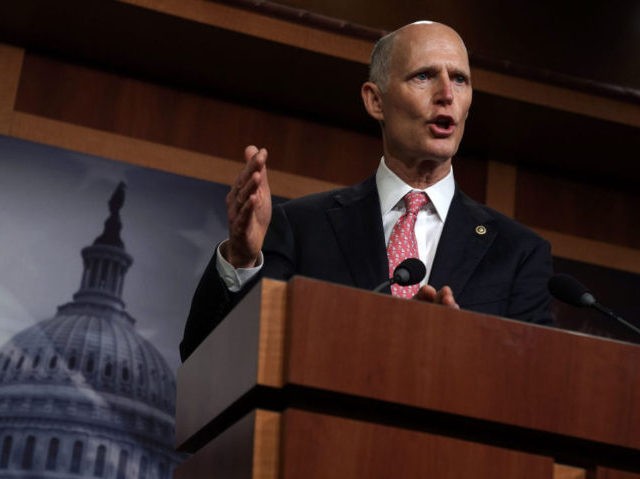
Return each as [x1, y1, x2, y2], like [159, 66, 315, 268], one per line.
[414, 285, 460, 309]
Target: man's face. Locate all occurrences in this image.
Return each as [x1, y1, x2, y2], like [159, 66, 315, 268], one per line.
[369, 24, 472, 165]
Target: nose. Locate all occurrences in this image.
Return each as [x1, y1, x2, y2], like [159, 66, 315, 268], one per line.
[433, 76, 453, 105]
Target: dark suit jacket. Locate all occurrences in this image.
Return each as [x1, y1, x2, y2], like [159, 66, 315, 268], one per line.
[180, 176, 553, 360]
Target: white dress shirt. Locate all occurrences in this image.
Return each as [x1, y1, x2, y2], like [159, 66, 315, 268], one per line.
[376, 158, 455, 285]
[217, 158, 455, 290]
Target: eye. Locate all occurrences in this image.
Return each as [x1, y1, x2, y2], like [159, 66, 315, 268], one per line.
[414, 71, 431, 81]
[453, 73, 468, 84]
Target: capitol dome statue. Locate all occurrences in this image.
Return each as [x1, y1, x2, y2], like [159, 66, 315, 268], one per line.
[0, 182, 182, 478]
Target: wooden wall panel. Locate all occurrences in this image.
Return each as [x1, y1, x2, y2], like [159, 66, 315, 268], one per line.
[123, 0, 373, 63]
[450, 155, 487, 204]
[537, 228, 640, 275]
[515, 168, 640, 250]
[0, 44, 23, 134]
[9, 113, 341, 200]
[470, 69, 639, 128]
[596, 467, 640, 479]
[486, 161, 516, 216]
[15, 53, 382, 185]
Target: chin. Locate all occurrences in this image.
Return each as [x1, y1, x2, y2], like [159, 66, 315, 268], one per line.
[389, 138, 458, 164]
[429, 139, 462, 159]
[420, 146, 458, 162]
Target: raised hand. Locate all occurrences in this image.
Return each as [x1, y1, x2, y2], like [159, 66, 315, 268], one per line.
[223, 145, 272, 268]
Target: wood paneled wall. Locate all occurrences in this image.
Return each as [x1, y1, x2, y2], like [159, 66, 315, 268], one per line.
[15, 53, 384, 186]
[516, 170, 640, 250]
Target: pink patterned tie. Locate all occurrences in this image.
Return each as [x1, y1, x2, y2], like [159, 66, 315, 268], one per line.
[387, 192, 428, 298]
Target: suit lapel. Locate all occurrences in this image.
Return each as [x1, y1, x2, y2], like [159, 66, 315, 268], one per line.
[326, 176, 389, 290]
[429, 190, 497, 297]
[323, 181, 497, 295]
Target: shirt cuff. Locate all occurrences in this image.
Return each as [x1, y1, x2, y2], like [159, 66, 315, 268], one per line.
[215, 240, 263, 292]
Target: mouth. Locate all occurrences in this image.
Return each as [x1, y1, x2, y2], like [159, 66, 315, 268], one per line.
[427, 115, 456, 137]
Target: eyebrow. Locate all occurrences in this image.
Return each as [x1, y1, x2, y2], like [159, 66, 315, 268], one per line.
[404, 65, 471, 80]
[405, 66, 437, 79]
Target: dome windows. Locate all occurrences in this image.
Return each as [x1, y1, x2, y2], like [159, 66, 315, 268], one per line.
[32, 352, 41, 368]
[122, 362, 130, 382]
[117, 449, 129, 479]
[0, 436, 12, 469]
[1, 356, 10, 372]
[45, 437, 60, 471]
[138, 455, 148, 479]
[21, 435, 35, 470]
[85, 353, 95, 374]
[68, 352, 78, 370]
[70, 440, 83, 474]
[94, 444, 106, 477]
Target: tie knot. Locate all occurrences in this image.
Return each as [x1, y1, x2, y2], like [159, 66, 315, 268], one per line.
[403, 191, 428, 215]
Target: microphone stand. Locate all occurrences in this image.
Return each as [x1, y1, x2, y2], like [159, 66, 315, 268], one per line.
[591, 302, 640, 336]
[372, 280, 392, 293]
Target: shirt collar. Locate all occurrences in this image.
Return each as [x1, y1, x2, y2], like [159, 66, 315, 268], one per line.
[375, 157, 455, 222]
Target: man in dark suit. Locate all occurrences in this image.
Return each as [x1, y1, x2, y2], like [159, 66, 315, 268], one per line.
[180, 21, 553, 361]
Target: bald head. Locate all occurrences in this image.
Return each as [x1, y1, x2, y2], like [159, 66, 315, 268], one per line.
[369, 21, 469, 91]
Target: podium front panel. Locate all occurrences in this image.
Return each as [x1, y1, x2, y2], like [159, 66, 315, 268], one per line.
[284, 277, 640, 450]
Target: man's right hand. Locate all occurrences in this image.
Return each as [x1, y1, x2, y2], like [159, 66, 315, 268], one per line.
[223, 145, 272, 268]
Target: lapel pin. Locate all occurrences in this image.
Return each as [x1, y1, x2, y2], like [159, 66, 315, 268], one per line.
[475, 225, 487, 235]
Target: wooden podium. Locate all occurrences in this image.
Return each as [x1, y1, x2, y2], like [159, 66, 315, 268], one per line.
[174, 277, 640, 479]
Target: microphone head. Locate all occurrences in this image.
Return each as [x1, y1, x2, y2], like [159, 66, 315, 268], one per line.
[548, 273, 596, 307]
[392, 258, 426, 286]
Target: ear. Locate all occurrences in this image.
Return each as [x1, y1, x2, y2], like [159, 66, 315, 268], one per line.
[361, 81, 384, 121]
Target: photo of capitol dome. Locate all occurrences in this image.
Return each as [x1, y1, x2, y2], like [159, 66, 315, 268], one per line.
[0, 182, 184, 478]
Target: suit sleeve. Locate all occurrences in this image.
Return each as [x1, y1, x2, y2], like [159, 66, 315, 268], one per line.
[179, 253, 252, 361]
[506, 237, 554, 325]
[179, 204, 296, 361]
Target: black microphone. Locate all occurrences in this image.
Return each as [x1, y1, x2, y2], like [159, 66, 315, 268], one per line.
[373, 258, 426, 293]
[548, 273, 640, 336]
[548, 273, 596, 307]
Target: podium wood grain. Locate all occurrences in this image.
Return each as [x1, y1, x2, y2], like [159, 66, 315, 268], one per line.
[284, 277, 640, 450]
[176, 408, 553, 479]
